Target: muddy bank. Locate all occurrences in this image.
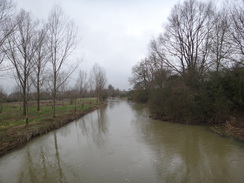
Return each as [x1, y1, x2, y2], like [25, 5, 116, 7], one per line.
[0, 103, 106, 157]
[208, 116, 244, 142]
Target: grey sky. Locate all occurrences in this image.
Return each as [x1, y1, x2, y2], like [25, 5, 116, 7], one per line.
[1, 0, 224, 92]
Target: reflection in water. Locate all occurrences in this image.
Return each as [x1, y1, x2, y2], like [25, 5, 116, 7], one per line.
[75, 106, 108, 148]
[0, 99, 244, 183]
[40, 147, 47, 181]
[131, 103, 244, 183]
[14, 132, 68, 183]
[54, 132, 66, 183]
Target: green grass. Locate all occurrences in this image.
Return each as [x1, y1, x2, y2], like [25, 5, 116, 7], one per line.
[1, 97, 107, 156]
[0, 98, 98, 133]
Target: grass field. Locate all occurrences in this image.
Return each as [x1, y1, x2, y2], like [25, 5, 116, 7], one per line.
[0, 98, 95, 129]
[0, 98, 103, 156]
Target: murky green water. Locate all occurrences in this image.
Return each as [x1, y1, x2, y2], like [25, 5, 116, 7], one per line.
[0, 99, 244, 183]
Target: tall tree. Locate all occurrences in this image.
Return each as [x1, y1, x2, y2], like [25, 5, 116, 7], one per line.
[5, 10, 38, 125]
[129, 54, 167, 90]
[90, 63, 107, 103]
[57, 71, 69, 100]
[210, 8, 232, 72]
[129, 55, 170, 102]
[75, 69, 88, 98]
[46, 5, 78, 117]
[152, 0, 215, 86]
[31, 25, 48, 111]
[0, 0, 16, 71]
[230, 0, 244, 64]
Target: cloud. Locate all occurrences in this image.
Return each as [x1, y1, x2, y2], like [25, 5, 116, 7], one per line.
[4, 0, 180, 91]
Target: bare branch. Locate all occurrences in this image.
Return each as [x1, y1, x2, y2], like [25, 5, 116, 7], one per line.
[47, 5, 79, 117]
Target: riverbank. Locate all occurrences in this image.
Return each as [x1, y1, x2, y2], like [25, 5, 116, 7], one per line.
[150, 113, 244, 143]
[0, 99, 106, 157]
[208, 116, 244, 142]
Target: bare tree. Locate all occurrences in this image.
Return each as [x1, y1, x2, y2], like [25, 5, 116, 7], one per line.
[4, 10, 38, 125]
[129, 53, 169, 90]
[129, 58, 152, 91]
[31, 25, 48, 111]
[230, 0, 244, 64]
[0, 0, 16, 71]
[0, 86, 7, 112]
[57, 71, 70, 100]
[210, 8, 232, 72]
[75, 69, 88, 98]
[46, 5, 78, 117]
[90, 63, 107, 103]
[152, 0, 215, 86]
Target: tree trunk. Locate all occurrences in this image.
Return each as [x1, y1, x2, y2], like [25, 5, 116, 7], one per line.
[37, 70, 40, 111]
[53, 92, 56, 118]
[23, 86, 27, 116]
[37, 90, 40, 111]
[23, 86, 28, 127]
[53, 73, 57, 118]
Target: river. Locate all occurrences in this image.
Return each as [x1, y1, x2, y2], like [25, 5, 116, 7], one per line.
[0, 99, 244, 183]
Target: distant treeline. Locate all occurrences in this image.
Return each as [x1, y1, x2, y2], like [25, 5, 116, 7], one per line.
[129, 0, 244, 124]
[0, 84, 127, 103]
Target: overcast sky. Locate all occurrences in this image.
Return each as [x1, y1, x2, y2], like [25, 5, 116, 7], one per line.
[1, 0, 225, 92]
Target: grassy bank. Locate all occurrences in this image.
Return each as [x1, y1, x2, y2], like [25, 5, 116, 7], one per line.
[0, 98, 106, 157]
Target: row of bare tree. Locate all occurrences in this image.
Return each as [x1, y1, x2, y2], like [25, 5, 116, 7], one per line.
[0, 0, 107, 124]
[131, 0, 243, 89]
[130, 0, 244, 123]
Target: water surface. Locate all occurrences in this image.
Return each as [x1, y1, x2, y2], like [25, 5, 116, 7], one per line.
[0, 99, 244, 183]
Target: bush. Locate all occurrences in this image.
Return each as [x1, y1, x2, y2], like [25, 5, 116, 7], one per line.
[149, 77, 197, 123]
[148, 68, 244, 124]
[132, 89, 149, 103]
